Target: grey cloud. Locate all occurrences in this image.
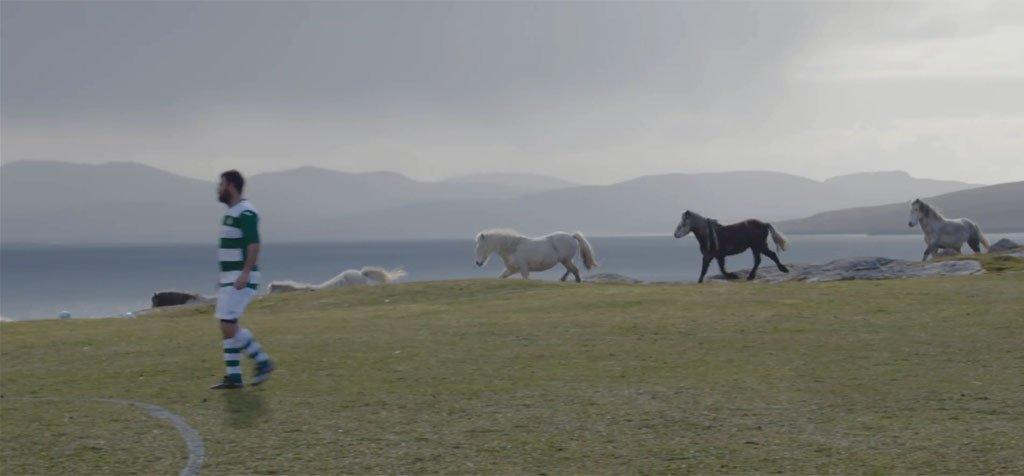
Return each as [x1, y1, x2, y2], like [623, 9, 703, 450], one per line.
[2, 1, 1021, 184]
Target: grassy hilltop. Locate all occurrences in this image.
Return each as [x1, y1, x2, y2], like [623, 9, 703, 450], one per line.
[2, 263, 1023, 474]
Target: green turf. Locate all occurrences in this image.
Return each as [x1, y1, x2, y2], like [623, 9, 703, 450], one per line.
[1, 399, 185, 475]
[3, 270, 1023, 474]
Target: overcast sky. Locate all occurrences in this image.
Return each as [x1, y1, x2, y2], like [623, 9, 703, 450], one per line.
[3, 1, 1022, 184]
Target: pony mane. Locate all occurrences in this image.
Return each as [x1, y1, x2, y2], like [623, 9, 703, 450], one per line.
[477, 228, 522, 239]
[916, 200, 943, 219]
[477, 228, 523, 254]
[686, 211, 718, 253]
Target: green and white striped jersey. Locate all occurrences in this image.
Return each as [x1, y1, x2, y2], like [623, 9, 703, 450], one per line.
[219, 199, 261, 289]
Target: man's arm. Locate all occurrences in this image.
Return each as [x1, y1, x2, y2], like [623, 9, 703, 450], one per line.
[234, 243, 260, 289]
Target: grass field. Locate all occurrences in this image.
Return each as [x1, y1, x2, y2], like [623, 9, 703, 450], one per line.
[2, 268, 1023, 474]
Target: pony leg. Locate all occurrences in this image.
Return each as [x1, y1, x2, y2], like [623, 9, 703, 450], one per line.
[762, 249, 789, 273]
[562, 260, 582, 283]
[716, 256, 738, 279]
[747, 249, 762, 281]
[498, 268, 515, 279]
[922, 245, 936, 262]
[515, 259, 530, 280]
[698, 255, 712, 283]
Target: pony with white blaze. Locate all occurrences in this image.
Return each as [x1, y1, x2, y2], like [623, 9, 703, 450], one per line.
[268, 267, 406, 294]
[474, 229, 598, 282]
[908, 198, 989, 261]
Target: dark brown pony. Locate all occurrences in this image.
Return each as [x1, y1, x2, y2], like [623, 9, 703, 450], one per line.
[674, 210, 790, 282]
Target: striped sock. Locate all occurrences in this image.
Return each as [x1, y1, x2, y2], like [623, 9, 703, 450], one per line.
[223, 338, 242, 383]
[237, 328, 271, 364]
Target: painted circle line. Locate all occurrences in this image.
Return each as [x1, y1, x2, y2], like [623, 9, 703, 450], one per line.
[4, 396, 204, 476]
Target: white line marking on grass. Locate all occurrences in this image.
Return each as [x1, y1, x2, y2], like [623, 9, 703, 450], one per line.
[5, 396, 204, 476]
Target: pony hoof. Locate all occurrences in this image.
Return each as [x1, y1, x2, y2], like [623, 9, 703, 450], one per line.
[780, 267, 790, 273]
[747, 275, 756, 281]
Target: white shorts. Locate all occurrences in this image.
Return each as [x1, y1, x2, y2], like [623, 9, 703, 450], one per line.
[215, 287, 256, 322]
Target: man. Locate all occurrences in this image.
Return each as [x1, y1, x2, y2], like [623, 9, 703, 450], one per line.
[210, 170, 274, 389]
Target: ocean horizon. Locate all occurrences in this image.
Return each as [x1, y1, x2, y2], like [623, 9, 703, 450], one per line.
[3, 232, 1023, 321]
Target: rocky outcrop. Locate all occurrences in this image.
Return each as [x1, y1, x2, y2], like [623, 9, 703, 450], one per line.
[710, 256, 985, 283]
[989, 238, 1021, 253]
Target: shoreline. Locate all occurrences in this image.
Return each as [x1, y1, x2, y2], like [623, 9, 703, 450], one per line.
[5, 250, 1022, 323]
[5, 235, 1022, 322]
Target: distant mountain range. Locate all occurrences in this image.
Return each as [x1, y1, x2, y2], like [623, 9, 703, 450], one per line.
[1, 161, 1009, 244]
[0, 161, 570, 244]
[778, 181, 1024, 235]
[442, 173, 578, 194]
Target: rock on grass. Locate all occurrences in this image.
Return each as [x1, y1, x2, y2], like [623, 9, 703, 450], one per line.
[711, 256, 985, 283]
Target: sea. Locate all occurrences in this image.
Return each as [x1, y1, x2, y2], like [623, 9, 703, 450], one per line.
[3, 233, 1022, 321]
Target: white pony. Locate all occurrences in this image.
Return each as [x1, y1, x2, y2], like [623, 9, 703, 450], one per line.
[268, 267, 406, 294]
[909, 198, 989, 261]
[474, 229, 598, 282]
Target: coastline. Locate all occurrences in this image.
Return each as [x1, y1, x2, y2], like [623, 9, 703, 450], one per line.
[5, 250, 1021, 323]
[4, 234, 1022, 322]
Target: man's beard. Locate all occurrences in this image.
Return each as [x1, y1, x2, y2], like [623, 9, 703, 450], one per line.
[218, 190, 232, 204]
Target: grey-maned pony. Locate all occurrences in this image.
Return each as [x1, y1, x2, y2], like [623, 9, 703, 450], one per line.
[909, 198, 989, 261]
[474, 229, 598, 282]
[268, 267, 406, 294]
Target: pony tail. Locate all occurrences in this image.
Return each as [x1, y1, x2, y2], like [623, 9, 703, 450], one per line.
[767, 223, 789, 252]
[572, 231, 599, 270]
[967, 220, 990, 252]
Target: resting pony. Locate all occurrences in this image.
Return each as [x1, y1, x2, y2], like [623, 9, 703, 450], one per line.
[474, 229, 598, 282]
[268, 267, 406, 294]
[151, 291, 204, 308]
[674, 210, 789, 283]
[908, 198, 988, 261]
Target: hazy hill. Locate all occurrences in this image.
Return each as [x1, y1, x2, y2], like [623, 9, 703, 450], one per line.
[0, 161, 994, 244]
[248, 167, 556, 218]
[0, 161, 213, 214]
[0, 162, 564, 243]
[443, 173, 578, 193]
[822, 171, 983, 206]
[0, 161, 219, 244]
[325, 172, 830, 240]
[275, 171, 985, 241]
[778, 181, 1024, 235]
